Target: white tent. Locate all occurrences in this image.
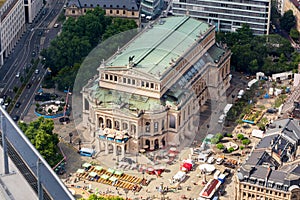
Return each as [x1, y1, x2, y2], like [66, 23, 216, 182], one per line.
[173, 171, 186, 182]
[251, 129, 264, 138]
[199, 164, 215, 174]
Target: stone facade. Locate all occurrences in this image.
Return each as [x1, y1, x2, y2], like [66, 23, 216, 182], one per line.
[65, 0, 140, 24]
[82, 16, 231, 157]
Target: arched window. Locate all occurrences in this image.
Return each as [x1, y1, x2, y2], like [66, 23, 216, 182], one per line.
[106, 119, 112, 128]
[130, 124, 136, 134]
[114, 121, 120, 130]
[122, 122, 128, 130]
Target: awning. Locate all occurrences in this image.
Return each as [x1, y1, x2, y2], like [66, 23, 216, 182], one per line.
[115, 170, 123, 176]
[89, 172, 98, 177]
[100, 174, 110, 180]
[82, 163, 92, 168]
[76, 169, 85, 174]
[109, 176, 118, 182]
[95, 166, 103, 171]
[107, 168, 115, 174]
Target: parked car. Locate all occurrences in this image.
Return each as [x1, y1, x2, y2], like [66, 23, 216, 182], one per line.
[15, 102, 21, 108]
[216, 157, 224, 165]
[207, 156, 215, 164]
[12, 115, 19, 121]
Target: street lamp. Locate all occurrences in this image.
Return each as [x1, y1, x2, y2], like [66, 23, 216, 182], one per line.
[69, 132, 73, 144]
[124, 189, 129, 200]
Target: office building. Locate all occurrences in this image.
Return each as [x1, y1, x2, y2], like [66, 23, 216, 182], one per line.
[140, 0, 163, 18]
[24, 0, 44, 23]
[0, 0, 26, 66]
[172, 0, 271, 35]
[82, 16, 231, 157]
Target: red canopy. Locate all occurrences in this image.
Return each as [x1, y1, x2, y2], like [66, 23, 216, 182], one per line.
[182, 162, 192, 171]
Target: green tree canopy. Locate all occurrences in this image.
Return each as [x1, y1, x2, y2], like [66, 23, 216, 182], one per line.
[19, 117, 62, 167]
[280, 10, 296, 32]
[41, 7, 137, 91]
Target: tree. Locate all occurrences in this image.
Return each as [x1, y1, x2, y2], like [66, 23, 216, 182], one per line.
[237, 134, 245, 140]
[240, 145, 245, 150]
[290, 28, 299, 41]
[228, 147, 235, 153]
[280, 10, 296, 32]
[215, 133, 224, 141]
[216, 143, 225, 150]
[18, 117, 62, 167]
[210, 137, 219, 144]
[242, 139, 251, 146]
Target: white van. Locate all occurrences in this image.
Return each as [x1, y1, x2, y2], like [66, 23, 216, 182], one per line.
[207, 156, 215, 164]
[218, 114, 225, 124]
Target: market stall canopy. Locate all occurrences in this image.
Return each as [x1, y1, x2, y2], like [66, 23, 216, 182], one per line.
[95, 166, 103, 171]
[199, 164, 215, 173]
[89, 171, 98, 177]
[100, 174, 110, 180]
[115, 170, 123, 176]
[170, 147, 177, 151]
[82, 162, 92, 168]
[76, 169, 85, 174]
[109, 176, 118, 182]
[107, 168, 115, 174]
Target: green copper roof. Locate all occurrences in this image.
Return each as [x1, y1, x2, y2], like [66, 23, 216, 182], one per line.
[108, 16, 210, 77]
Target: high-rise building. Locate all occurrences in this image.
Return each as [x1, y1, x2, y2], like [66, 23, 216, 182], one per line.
[172, 0, 271, 35]
[0, 0, 26, 66]
[82, 16, 231, 157]
[24, 0, 44, 23]
[140, 0, 163, 18]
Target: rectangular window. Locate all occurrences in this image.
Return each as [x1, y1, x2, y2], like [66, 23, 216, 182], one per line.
[114, 76, 118, 81]
[146, 82, 149, 88]
[123, 77, 126, 83]
[123, 10, 126, 14]
[110, 75, 113, 80]
[105, 74, 108, 79]
[132, 79, 135, 85]
[161, 120, 165, 130]
[154, 122, 158, 132]
[141, 81, 145, 87]
[128, 79, 131, 84]
[150, 83, 154, 88]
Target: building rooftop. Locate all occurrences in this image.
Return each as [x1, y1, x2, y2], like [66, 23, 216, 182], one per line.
[0, 146, 37, 200]
[107, 16, 210, 77]
[239, 118, 300, 191]
[66, 0, 139, 10]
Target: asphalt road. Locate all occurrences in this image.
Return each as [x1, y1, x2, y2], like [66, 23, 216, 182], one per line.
[0, 0, 66, 120]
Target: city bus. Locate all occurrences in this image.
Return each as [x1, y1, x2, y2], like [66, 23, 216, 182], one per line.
[79, 148, 95, 157]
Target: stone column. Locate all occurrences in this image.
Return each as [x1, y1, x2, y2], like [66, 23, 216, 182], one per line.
[121, 145, 125, 158]
[105, 141, 108, 155]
